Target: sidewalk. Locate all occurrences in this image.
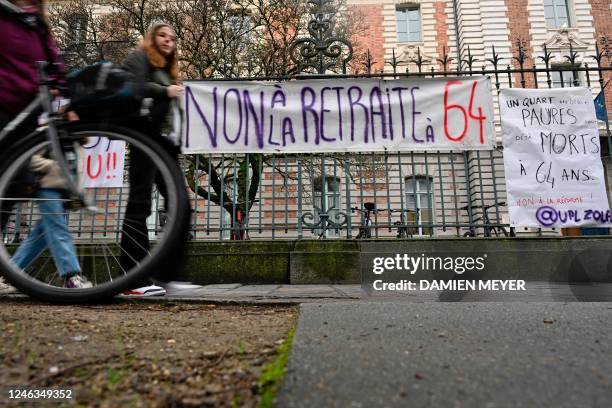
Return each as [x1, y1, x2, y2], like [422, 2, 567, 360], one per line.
[149, 282, 612, 303]
[2, 282, 612, 303]
[155, 284, 362, 304]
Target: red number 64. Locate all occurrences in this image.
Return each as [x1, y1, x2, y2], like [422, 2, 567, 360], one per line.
[443, 80, 486, 144]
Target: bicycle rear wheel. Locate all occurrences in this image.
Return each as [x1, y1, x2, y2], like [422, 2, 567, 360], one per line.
[498, 227, 510, 237]
[0, 122, 189, 303]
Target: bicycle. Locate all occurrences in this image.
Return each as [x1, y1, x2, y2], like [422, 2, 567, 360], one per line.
[460, 201, 515, 237]
[390, 209, 417, 238]
[351, 202, 380, 239]
[0, 62, 190, 303]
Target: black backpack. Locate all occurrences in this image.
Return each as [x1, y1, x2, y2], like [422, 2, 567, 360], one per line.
[66, 62, 142, 121]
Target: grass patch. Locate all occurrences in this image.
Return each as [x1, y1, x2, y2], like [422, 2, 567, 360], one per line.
[258, 327, 295, 408]
[10, 322, 23, 355]
[106, 367, 126, 391]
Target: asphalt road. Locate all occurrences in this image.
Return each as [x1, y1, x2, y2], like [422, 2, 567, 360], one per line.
[277, 302, 612, 408]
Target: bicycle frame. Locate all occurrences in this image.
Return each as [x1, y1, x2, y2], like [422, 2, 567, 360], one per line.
[0, 63, 93, 211]
[392, 209, 414, 238]
[462, 202, 511, 237]
[353, 203, 377, 239]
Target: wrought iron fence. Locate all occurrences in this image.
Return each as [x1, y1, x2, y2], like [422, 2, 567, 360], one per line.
[2, 39, 611, 244]
[175, 37, 612, 240]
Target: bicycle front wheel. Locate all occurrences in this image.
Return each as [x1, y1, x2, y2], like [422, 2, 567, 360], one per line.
[0, 122, 189, 303]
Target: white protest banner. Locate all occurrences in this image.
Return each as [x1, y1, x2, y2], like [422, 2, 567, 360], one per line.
[182, 77, 495, 153]
[500, 88, 611, 227]
[81, 137, 126, 188]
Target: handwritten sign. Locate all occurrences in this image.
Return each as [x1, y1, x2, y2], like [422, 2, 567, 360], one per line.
[182, 77, 495, 153]
[81, 137, 126, 188]
[500, 88, 611, 227]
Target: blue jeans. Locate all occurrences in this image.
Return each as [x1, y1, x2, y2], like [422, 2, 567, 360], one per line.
[12, 189, 81, 277]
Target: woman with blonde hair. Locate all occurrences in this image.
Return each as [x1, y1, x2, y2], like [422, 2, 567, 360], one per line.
[119, 23, 194, 297]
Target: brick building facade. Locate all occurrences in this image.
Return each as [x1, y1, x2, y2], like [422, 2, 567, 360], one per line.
[347, 0, 611, 105]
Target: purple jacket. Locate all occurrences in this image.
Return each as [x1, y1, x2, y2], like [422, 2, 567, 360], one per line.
[0, 12, 62, 115]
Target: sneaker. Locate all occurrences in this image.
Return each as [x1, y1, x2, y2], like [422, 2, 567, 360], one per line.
[159, 281, 202, 295]
[65, 275, 93, 289]
[0, 277, 17, 294]
[121, 285, 166, 297]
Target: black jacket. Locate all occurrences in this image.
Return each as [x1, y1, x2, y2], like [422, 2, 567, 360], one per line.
[122, 49, 173, 131]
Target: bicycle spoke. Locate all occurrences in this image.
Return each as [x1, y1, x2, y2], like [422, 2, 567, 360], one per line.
[0, 125, 188, 302]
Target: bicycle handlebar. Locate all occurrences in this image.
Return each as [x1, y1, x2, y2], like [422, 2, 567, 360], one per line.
[350, 207, 421, 214]
[459, 201, 507, 211]
[351, 206, 386, 214]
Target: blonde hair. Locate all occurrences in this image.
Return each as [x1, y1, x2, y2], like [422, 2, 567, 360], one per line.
[142, 23, 179, 81]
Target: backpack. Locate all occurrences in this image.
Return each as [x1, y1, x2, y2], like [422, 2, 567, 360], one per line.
[6, 164, 41, 200]
[66, 62, 142, 121]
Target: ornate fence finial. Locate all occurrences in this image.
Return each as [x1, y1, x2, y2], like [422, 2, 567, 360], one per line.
[436, 46, 453, 71]
[564, 41, 578, 66]
[487, 44, 502, 70]
[412, 47, 424, 73]
[365, 49, 374, 74]
[592, 37, 611, 69]
[461, 45, 478, 71]
[513, 38, 529, 69]
[289, 0, 353, 74]
[600, 36, 611, 61]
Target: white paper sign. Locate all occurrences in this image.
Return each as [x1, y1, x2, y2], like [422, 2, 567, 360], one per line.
[182, 77, 495, 153]
[81, 137, 126, 188]
[500, 88, 611, 227]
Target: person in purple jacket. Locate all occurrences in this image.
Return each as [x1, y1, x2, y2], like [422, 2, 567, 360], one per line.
[0, 0, 91, 291]
[0, 0, 62, 117]
[0, 0, 63, 227]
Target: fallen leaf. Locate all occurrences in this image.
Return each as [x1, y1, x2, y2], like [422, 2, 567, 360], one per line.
[71, 335, 88, 342]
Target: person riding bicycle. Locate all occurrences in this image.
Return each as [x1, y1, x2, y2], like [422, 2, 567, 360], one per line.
[0, 0, 66, 292]
[0, 0, 63, 228]
[0, 3, 193, 300]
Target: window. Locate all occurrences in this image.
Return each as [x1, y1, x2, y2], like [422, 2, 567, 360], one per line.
[405, 176, 433, 236]
[551, 65, 581, 87]
[313, 176, 342, 237]
[226, 9, 255, 41]
[544, 0, 571, 28]
[396, 6, 421, 43]
[66, 12, 88, 46]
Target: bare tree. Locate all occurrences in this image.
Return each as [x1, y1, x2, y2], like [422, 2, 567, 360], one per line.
[48, 0, 136, 69]
[48, 0, 366, 239]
